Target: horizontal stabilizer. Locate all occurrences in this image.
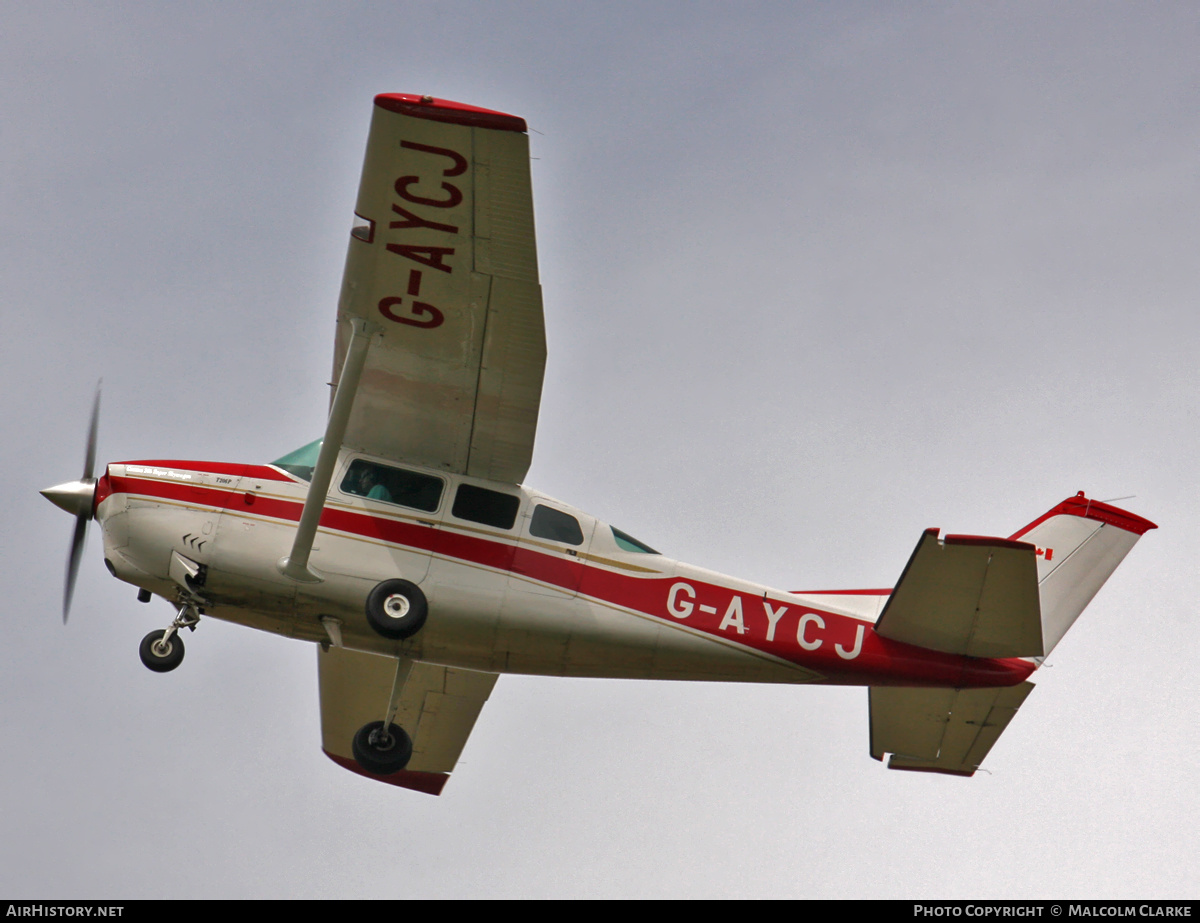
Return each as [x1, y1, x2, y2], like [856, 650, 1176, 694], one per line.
[869, 682, 1035, 776]
[875, 530, 1043, 658]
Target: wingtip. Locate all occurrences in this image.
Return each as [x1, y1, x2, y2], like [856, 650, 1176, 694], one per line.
[373, 93, 528, 133]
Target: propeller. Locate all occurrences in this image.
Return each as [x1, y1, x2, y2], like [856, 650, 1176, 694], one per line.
[40, 383, 102, 623]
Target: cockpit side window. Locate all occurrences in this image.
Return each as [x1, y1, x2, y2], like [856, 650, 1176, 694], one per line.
[340, 459, 443, 513]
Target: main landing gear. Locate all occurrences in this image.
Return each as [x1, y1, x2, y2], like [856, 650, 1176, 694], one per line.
[351, 657, 417, 777]
[364, 579, 428, 640]
[139, 602, 201, 673]
[352, 721, 413, 775]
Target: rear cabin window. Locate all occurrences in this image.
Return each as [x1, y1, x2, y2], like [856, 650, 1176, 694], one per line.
[530, 505, 584, 546]
[340, 460, 443, 513]
[611, 526, 659, 554]
[452, 484, 520, 530]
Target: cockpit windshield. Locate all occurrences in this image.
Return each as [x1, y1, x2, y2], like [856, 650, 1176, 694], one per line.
[271, 439, 322, 481]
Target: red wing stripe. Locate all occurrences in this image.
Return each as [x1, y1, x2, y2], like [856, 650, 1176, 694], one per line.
[374, 94, 527, 133]
[323, 751, 448, 795]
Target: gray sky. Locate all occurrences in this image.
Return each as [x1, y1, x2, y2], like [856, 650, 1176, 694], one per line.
[3, 1, 1197, 898]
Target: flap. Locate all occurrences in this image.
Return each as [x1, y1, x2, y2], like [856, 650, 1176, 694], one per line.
[875, 530, 1044, 658]
[318, 645, 498, 795]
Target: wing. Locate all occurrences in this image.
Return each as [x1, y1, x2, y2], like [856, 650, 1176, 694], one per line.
[874, 529, 1044, 659]
[333, 94, 545, 484]
[318, 645, 498, 795]
[869, 682, 1035, 776]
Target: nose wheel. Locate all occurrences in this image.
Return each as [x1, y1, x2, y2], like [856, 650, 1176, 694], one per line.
[139, 602, 201, 673]
[139, 629, 185, 672]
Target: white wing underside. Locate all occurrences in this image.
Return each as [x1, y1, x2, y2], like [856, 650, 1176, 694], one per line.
[318, 646, 498, 793]
[869, 682, 1035, 776]
[332, 95, 545, 484]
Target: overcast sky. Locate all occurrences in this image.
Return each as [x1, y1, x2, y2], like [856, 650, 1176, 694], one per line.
[3, 1, 1197, 898]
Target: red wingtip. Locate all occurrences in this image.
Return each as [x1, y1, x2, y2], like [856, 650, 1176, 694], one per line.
[323, 750, 449, 796]
[374, 93, 527, 133]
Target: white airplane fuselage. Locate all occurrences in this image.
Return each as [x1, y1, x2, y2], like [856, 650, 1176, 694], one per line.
[96, 450, 1035, 691]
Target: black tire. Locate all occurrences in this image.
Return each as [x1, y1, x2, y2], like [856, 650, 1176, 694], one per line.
[139, 629, 185, 673]
[365, 579, 428, 640]
[352, 721, 413, 775]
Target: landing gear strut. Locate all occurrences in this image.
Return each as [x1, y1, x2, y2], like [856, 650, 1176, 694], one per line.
[139, 602, 201, 673]
[351, 658, 415, 776]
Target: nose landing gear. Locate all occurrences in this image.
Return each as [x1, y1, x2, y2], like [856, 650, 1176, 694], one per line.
[139, 629, 185, 672]
[139, 602, 201, 673]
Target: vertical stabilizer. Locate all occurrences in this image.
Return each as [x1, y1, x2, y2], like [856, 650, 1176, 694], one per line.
[1009, 493, 1156, 656]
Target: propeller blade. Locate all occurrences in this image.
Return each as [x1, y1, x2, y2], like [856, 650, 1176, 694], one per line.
[53, 380, 102, 625]
[82, 382, 101, 481]
[64, 511, 89, 624]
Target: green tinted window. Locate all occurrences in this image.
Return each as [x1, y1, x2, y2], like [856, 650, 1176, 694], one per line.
[271, 439, 322, 481]
[611, 526, 659, 554]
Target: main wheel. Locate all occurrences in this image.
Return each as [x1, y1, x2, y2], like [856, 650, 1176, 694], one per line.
[365, 579, 428, 640]
[139, 629, 185, 673]
[352, 721, 413, 775]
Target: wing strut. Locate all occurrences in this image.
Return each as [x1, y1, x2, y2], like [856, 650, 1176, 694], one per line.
[279, 317, 372, 583]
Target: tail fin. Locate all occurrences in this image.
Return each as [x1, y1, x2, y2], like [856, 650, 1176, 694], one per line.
[1009, 492, 1156, 656]
[868, 493, 1154, 777]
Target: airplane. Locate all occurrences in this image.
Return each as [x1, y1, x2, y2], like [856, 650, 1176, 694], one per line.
[41, 93, 1157, 795]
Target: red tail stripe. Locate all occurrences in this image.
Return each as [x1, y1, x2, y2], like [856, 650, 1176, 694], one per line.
[1009, 494, 1157, 540]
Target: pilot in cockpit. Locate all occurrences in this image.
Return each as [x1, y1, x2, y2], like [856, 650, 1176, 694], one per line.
[356, 464, 393, 504]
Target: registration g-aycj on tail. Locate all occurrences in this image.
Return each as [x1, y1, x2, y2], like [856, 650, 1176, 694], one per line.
[42, 94, 1156, 795]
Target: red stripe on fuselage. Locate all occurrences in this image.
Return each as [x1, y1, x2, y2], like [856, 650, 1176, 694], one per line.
[792, 588, 893, 596]
[122, 460, 295, 481]
[108, 467, 1034, 688]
